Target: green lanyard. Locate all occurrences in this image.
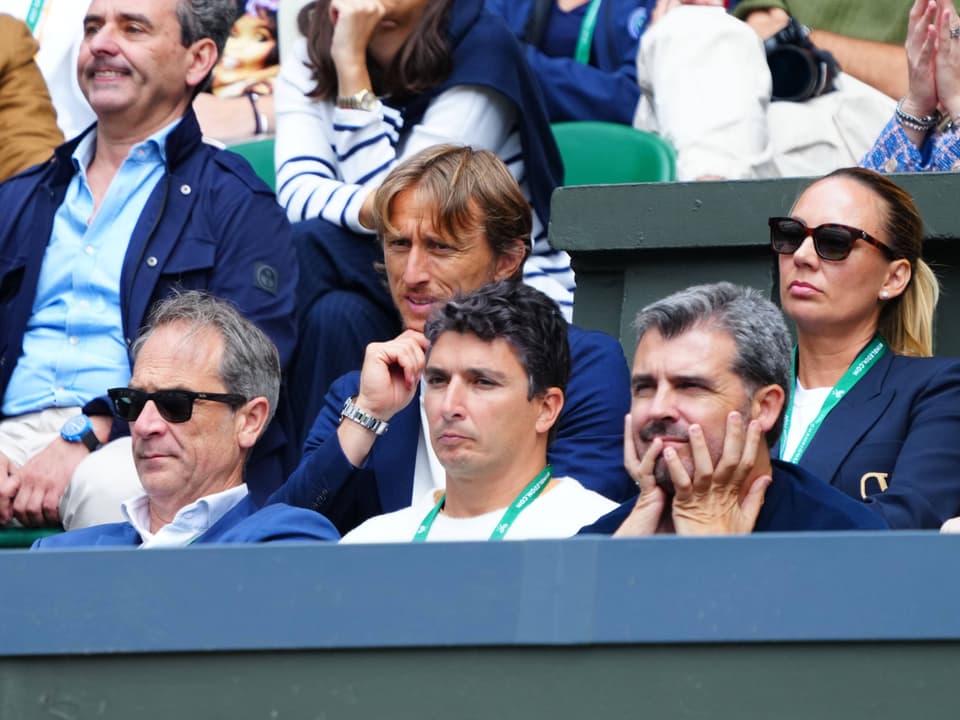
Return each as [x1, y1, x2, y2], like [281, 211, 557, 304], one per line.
[574, 0, 602, 65]
[25, 0, 46, 34]
[780, 336, 887, 463]
[412, 465, 553, 542]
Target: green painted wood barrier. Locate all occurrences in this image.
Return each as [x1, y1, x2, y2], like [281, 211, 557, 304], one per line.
[551, 173, 960, 361]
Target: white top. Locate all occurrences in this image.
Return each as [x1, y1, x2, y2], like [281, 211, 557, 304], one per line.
[780, 381, 832, 460]
[340, 477, 617, 543]
[273, 38, 574, 317]
[121, 484, 249, 548]
[941, 517, 960, 533]
[9, 0, 96, 138]
[411, 381, 445, 502]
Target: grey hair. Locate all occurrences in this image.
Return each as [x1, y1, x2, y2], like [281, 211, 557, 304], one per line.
[131, 291, 280, 426]
[176, 0, 238, 90]
[633, 282, 792, 446]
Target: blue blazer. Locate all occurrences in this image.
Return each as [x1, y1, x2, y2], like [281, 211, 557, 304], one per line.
[579, 459, 888, 534]
[31, 496, 339, 549]
[270, 325, 636, 534]
[780, 352, 960, 529]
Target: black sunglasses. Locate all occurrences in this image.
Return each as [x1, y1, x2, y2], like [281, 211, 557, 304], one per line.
[769, 216, 896, 261]
[107, 387, 247, 423]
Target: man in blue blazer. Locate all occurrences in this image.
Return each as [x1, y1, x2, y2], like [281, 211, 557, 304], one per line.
[580, 282, 886, 536]
[270, 145, 634, 535]
[34, 293, 337, 549]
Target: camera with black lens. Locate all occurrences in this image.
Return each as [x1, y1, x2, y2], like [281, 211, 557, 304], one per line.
[763, 17, 840, 102]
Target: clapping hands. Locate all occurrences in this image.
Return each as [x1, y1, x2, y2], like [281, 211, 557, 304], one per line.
[904, 0, 960, 124]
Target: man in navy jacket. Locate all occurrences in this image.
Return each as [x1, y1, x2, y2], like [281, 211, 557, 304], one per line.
[580, 282, 886, 536]
[0, 0, 295, 530]
[33, 292, 336, 549]
[269, 145, 634, 535]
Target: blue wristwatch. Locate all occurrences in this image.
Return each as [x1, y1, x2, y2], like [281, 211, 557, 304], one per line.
[60, 414, 102, 452]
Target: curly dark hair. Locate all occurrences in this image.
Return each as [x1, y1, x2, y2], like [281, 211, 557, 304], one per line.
[424, 280, 569, 442]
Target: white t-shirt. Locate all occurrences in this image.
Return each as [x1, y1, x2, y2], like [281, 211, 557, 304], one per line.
[411, 383, 445, 502]
[340, 477, 617, 543]
[780, 381, 832, 461]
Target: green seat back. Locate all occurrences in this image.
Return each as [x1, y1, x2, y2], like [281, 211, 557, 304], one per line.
[0, 527, 62, 549]
[228, 137, 276, 192]
[551, 121, 676, 186]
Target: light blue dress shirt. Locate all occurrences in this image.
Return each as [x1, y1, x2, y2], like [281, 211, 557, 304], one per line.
[3, 120, 179, 416]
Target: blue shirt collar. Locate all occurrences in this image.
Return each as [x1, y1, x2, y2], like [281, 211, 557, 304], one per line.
[71, 116, 181, 172]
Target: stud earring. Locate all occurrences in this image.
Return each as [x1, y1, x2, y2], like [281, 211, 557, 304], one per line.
[880, 290, 889, 300]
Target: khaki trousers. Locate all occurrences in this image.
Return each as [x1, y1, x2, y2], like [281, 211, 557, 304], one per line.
[0, 409, 140, 529]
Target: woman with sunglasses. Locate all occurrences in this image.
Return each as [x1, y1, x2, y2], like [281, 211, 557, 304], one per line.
[770, 166, 960, 529]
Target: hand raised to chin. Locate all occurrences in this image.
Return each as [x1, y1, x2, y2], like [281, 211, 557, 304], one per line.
[669, 412, 771, 536]
[614, 414, 668, 536]
[329, 0, 387, 67]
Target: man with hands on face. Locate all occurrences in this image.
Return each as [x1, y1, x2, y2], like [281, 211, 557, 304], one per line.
[269, 144, 634, 535]
[579, 282, 888, 537]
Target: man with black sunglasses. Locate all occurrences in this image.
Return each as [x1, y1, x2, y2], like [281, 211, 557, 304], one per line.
[32, 292, 338, 549]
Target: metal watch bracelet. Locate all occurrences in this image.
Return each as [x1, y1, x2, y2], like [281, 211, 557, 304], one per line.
[339, 397, 389, 436]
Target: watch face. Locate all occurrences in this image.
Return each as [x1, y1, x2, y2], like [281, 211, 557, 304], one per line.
[357, 91, 377, 111]
[62, 415, 90, 437]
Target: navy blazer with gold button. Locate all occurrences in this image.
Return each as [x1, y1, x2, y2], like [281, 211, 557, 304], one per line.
[777, 352, 960, 529]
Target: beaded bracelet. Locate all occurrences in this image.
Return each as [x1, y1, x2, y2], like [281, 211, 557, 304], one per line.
[895, 98, 940, 132]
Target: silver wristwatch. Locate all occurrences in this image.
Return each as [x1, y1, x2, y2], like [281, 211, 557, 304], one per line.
[339, 397, 389, 436]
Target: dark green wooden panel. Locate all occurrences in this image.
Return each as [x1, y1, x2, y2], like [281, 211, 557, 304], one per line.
[552, 175, 960, 360]
[4, 643, 959, 720]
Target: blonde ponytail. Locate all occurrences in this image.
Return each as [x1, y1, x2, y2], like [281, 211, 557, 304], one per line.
[879, 258, 939, 357]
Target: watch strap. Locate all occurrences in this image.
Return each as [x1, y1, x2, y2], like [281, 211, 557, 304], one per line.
[340, 397, 389, 436]
[79, 429, 101, 452]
